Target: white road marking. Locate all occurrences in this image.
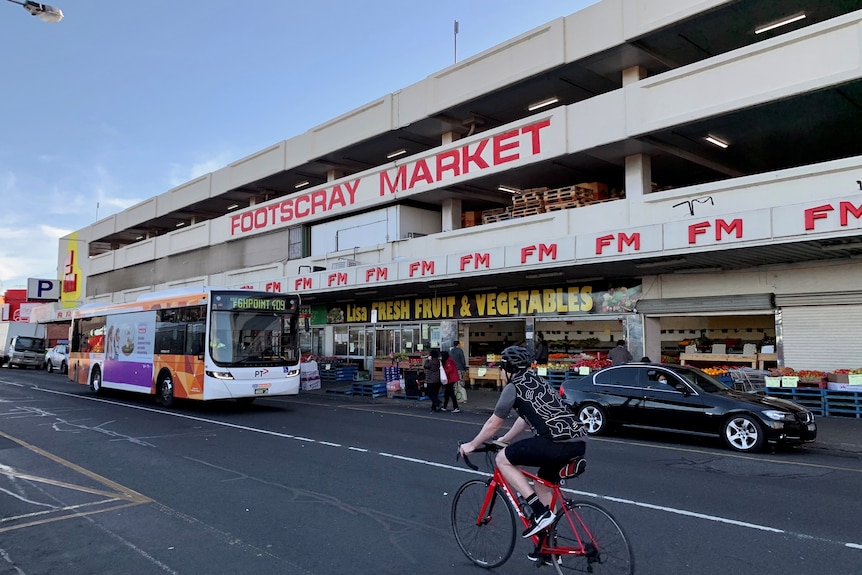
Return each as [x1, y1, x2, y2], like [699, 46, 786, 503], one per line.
[18, 386, 862, 552]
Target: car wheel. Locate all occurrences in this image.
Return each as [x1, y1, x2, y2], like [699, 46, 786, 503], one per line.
[89, 367, 103, 395]
[60, 361, 67, 374]
[723, 414, 765, 452]
[158, 372, 175, 408]
[576, 403, 608, 435]
[46, 361, 54, 373]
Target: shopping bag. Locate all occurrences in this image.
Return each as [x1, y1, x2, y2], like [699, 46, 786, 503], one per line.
[455, 382, 467, 403]
[439, 365, 448, 385]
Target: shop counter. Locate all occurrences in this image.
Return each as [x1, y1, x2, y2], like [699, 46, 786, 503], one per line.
[468, 366, 505, 389]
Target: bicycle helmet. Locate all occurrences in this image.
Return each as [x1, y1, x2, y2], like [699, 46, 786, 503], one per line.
[500, 345, 532, 376]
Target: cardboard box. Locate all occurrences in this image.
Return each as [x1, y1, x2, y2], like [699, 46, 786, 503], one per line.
[828, 373, 850, 384]
[827, 382, 862, 392]
[765, 377, 782, 388]
[461, 211, 480, 227]
[576, 181, 609, 199]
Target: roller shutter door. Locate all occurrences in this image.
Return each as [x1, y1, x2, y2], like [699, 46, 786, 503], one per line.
[780, 305, 862, 370]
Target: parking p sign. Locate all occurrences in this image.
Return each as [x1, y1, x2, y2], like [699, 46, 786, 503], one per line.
[27, 278, 60, 301]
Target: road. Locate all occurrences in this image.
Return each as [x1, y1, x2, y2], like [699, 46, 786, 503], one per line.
[1, 368, 861, 574]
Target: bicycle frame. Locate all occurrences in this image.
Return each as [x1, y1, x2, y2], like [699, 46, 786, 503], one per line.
[477, 464, 594, 559]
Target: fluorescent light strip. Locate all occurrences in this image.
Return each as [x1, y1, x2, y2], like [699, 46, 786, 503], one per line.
[527, 97, 559, 111]
[294, 181, 310, 189]
[227, 204, 239, 210]
[704, 135, 729, 149]
[755, 13, 806, 35]
[498, 185, 520, 193]
[635, 258, 687, 269]
[386, 149, 407, 159]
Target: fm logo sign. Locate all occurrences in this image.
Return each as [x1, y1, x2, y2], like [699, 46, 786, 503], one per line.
[254, 369, 270, 377]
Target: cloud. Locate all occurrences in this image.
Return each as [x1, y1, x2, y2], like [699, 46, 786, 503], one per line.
[168, 152, 234, 188]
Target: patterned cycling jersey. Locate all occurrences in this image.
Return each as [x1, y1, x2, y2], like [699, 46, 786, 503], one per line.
[494, 370, 586, 441]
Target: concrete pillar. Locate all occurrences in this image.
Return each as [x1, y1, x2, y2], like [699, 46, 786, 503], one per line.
[625, 153, 651, 199]
[442, 198, 462, 232]
[642, 316, 662, 364]
[327, 169, 344, 182]
[622, 65, 647, 86]
[442, 131, 461, 145]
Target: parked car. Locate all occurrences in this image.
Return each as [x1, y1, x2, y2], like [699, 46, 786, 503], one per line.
[44, 344, 69, 374]
[560, 363, 816, 453]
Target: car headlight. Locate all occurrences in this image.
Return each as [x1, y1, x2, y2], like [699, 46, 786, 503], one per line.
[206, 371, 234, 380]
[762, 410, 795, 422]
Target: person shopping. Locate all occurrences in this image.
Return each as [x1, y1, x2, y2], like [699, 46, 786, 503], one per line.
[423, 349, 444, 413]
[440, 350, 461, 413]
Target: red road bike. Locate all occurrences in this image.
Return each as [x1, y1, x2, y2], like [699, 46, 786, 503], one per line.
[452, 441, 634, 574]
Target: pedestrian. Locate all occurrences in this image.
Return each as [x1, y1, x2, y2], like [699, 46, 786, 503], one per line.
[423, 349, 443, 413]
[440, 350, 461, 413]
[535, 332, 549, 364]
[450, 340, 468, 386]
[608, 339, 633, 365]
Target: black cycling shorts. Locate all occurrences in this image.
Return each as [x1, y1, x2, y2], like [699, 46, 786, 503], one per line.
[505, 436, 586, 483]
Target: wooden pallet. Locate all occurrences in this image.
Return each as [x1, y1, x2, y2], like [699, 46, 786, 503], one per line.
[510, 206, 544, 218]
[544, 185, 595, 203]
[482, 207, 511, 224]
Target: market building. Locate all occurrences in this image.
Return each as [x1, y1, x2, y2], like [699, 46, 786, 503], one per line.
[55, 0, 862, 376]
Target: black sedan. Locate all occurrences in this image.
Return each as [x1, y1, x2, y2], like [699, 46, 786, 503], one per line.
[560, 363, 817, 452]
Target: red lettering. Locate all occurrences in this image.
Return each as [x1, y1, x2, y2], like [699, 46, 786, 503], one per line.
[459, 254, 471, 271]
[520, 245, 536, 264]
[474, 253, 490, 268]
[311, 190, 328, 214]
[280, 198, 294, 222]
[619, 233, 640, 251]
[520, 119, 551, 154]
[715, 219, 743, 240]
[420, 261, 434, 275]
[492, 130, 520, 165]
[595, 235, 613, 254]
[436, 149, 461, 181]
[365, 267, 388, 282]
[409, 262, 420, 276]
[461, 139, 489, 173]
[294, 278, 312, 290]
[265, 281, 281, 292]
[327, 273, 348, 286]
[408, 159, 435, 189]
[380, 165, 407, 195]
[804, 204, 833, 230]
[295, 195, 311, 218]
[840, 201, 862, 226]
[688, 221, 710, 244]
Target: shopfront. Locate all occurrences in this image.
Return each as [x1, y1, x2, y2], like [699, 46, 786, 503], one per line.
[305, 282, 644, 379]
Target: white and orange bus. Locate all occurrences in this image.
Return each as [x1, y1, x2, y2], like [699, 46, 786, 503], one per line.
[68, 287, 302, 406]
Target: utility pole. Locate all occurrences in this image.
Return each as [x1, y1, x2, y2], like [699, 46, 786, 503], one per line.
[454, 20, 459, 63]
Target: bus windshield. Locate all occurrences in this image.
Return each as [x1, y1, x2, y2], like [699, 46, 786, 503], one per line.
[209, 309, 299, 367]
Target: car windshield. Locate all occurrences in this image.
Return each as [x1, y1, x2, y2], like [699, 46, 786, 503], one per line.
[666, 365, 731, 393]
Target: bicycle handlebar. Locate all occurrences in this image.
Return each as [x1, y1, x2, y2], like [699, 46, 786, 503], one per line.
[457, 440, 507, 471]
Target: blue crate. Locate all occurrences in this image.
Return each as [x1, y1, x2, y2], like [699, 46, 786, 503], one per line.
[824, 390, 862, 419]
[765, 388, 826, 416]
[352, 381, 388, 398]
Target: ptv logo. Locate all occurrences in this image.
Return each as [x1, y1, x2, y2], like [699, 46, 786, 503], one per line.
[254, 369, 270, 377]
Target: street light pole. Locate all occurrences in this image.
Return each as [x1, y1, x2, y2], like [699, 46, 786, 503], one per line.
[4, 0, 63, 22]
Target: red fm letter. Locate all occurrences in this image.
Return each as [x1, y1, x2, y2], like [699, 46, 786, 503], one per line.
[804, 204, 833, 230]
[619, 233, 640, 251]
[538, 244, 557, 261]
[595, 234, 614, 255]
[715, 219, 743, 240]
[294, 278, 312, 290]
[520, 245, 536, 263]
[840, 201, 862, 226]
[365, 267, 388, 282]
[265, 281, 281, 292]
[688, 221, 710, 244]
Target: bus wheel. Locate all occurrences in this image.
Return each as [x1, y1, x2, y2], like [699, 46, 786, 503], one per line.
[158, 372, 175, 408]
[236, 397, 256, 406]
[89, 367, 103, 395]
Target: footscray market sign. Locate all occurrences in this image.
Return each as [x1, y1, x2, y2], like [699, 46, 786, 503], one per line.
[314, 285, 641, 324]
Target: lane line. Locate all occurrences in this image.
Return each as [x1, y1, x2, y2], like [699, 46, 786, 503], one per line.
[12, 385, 862, 552]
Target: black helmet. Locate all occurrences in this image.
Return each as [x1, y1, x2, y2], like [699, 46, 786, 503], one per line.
[500, 346, 532, 375]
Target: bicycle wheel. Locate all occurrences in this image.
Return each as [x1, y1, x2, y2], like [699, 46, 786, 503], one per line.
[547, 500, 634, 575]
[451, 479, 516, 568]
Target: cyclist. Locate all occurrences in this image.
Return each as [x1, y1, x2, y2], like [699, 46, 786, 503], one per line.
[459, 345, 587, 557]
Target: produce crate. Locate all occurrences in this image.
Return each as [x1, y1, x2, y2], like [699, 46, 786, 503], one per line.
[320, 365, 359, 381]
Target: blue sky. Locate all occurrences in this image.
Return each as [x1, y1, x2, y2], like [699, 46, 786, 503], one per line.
[0, 0, 597, 293]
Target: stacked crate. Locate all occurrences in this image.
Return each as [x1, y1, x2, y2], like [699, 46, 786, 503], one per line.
[543, 185, 597, 212]
[481, 207, 510, 224]
[510, 187, 547, 218]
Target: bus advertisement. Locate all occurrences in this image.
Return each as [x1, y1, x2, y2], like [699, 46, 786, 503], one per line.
[68, 287, 302, 406]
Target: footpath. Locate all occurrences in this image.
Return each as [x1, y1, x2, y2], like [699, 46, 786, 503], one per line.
[303, 381, 862, 457]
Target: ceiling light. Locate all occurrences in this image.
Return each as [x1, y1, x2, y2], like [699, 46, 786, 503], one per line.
[674, 266, 724, 274]
[498, 185, 520, 193]
[635, 258, 687, 269]
[294, 181, 310, 189]
[704, 135, 729, 149]
[525, 271, 564, 279]
[135, 235, 144, 240]
[527, 97, 559, 111]
[755, 13, 806, 35]
[428, 281, 458, 289]
[387, 149, 407, 159]
[175, 222, 186, 228]
[227, 204, 239, 210]
[566, 276, 604, 284]
[355, 289, 378, 296]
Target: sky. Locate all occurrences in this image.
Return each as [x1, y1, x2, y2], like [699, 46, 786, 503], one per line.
[0, 0, 598, 294]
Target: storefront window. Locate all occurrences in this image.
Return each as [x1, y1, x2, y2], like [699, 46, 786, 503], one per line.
[299, 327, 324, 356]
[333, 325, 349, 355]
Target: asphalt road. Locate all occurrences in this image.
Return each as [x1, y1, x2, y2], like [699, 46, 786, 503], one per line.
[2, 369, 861, 575]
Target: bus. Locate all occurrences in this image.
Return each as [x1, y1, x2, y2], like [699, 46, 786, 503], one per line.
[68, 287, 302, 406]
